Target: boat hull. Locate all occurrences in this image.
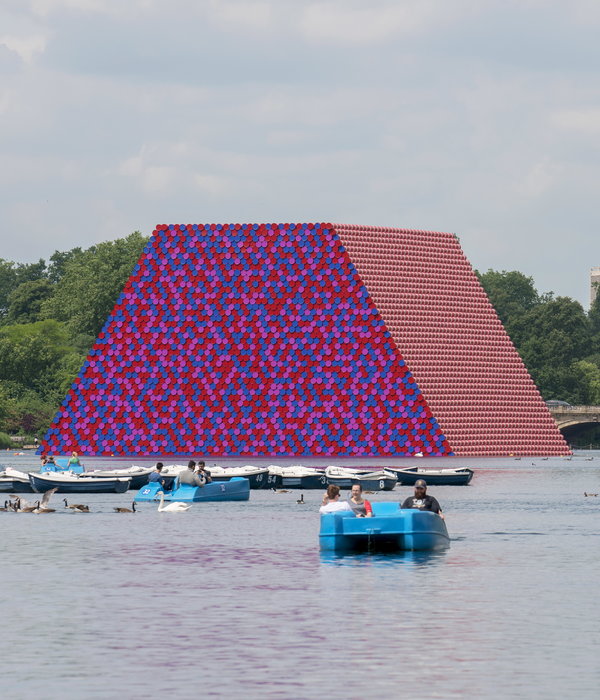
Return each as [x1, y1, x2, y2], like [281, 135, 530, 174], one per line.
[211, 471, 280, 489]
[280, 473, 328, 489]
[29, 473, 131, 493]
[326, 475, 397, 491]
[319, 503, 450, 552]
[388, 467, 474, 486]
[134, 478, 250, 503]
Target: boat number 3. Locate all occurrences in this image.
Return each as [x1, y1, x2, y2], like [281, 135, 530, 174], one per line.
[379, 480, 384, 490]
[320, 476, 327, 484]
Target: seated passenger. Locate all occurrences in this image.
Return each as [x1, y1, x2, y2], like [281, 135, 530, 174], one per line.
[178, 460, 205, 487]
[195, 460, 212, 484]
[401, 479, 444, 518]
[68, 451, 81, 465]
[148, 462, 166, 487]
[319, 484, 352, 514]
[348, 483, 373, 517]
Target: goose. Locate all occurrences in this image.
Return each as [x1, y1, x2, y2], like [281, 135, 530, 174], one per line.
[272, 489, 291, 493]
[296, 494, 305, 504]
[114, 502, 136, 513]
[11, 496, 38, 513]
[63, 498, 89, 512]
[157, 491, 191, 513]
[0, 500, 10, 511]
[33, 488, 59, 514]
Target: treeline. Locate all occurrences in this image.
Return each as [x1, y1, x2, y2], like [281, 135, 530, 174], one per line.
[477, 270, 600, 405]
[0, 234, 598, 445]
[0, 232, 148, 446]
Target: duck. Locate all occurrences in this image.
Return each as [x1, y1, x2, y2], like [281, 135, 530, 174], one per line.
[114, 502, 136, 513]
[33, 488, 59, 514]
[272, 489, 291, 493]
[157, 491, 191, 512]
[63, 498, 89, 512]
[296, 494, 305, 504]
[584, 492, 598, 497]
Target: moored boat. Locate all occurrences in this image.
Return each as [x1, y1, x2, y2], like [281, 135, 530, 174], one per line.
[134, 478, 250, 503]
[267, 465, 327, 489]
[325, 466, 398, 491]
[29, 471, 131, 494]
[319, 502, 450, 552]
[0, 467, 35, 492]
[387, 466, 474, 486]
[42, 460, 153, 490]
[206, 465, 280, 489]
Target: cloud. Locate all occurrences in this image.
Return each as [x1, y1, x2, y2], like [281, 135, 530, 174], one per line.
[0, 33, 47, 63]
[551, 108, 600, 135]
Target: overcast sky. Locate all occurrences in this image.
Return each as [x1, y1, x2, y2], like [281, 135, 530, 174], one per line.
[1, 0, 599, 307]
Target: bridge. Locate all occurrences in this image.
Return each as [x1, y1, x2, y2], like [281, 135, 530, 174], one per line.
[548, 405, 600, 431]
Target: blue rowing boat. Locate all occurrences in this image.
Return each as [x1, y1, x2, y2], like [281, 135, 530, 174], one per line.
[134, 477, 250, 503]
[319, 502, 450, 552]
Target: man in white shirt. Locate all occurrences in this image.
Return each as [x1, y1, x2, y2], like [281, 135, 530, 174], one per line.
[319, 484, 352, 513]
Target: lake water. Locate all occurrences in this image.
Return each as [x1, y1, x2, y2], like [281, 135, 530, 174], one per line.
[1, 452, 599, 699]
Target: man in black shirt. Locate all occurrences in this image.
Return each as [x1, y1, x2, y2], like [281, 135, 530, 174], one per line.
[401, 479, 444, 519]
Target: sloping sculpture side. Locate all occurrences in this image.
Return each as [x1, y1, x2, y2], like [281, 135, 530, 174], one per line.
[41, 223, 451, 457]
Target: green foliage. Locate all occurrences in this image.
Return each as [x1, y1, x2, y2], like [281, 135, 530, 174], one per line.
[0, 258, 48, 321]
[477, 269, 539, 332]
[6, 279, 55, 324]
[42, 232, 149, 337]
[0, 431, 13, 449]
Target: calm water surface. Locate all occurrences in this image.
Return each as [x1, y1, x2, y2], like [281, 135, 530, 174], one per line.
[1, 452, 599, 699]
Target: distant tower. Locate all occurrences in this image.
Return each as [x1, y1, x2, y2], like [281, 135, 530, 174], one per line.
[592, 267, 600, 306]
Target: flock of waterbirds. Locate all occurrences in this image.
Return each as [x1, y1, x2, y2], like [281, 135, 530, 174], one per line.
[0, 488, 195, 514]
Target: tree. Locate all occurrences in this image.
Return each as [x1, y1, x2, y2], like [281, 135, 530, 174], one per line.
[0, 258, 48, 322]
[477, 269, 540, 332]
[6, 279, 54, 324]
[42, 232, 148, 337]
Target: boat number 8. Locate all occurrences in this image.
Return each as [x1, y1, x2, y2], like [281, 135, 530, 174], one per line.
[220, 484, 226, 492]
[379, 480, 384, 490]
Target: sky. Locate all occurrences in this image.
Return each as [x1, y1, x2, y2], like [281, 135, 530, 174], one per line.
[1, 0, 599, 307]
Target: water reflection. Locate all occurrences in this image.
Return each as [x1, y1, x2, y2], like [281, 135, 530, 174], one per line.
[319, 548, 448, 568]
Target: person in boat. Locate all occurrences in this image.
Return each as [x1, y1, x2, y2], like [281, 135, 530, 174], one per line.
[401, 479, 444, 518]
[178, 460, 205, 487]
[148, 462, 167, 487]
[319, 484, 352, 514]
[195, 460, 212, 484]
[68, 451, 81, 466]
[40, 454, 55, 466]
[348, 484, 373, 517]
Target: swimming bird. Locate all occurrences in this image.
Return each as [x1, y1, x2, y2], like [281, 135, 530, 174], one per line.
[273, 489, 291, 494]
[63, 498, 89, 512]
[11, 496, 38, 513]
[114, 502, 136, 513]
[0, 500, 10, 511]
[584, 492, 598, 497]
[157, 491, 191, 512]
[296, 494, 305, 504]
[33, 488, 59, 513]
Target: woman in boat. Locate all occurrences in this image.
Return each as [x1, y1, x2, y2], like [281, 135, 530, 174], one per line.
[68, 451, 81, 466]
[319, 484, 352, 514]
[348, 484, 373, 517]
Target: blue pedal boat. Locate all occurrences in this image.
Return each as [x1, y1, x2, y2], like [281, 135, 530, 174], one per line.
[319, 502, 450, 552]
[134, 478, 250, 503]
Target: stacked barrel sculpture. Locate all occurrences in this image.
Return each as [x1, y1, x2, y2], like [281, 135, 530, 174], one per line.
[40, 222, 570, 457]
